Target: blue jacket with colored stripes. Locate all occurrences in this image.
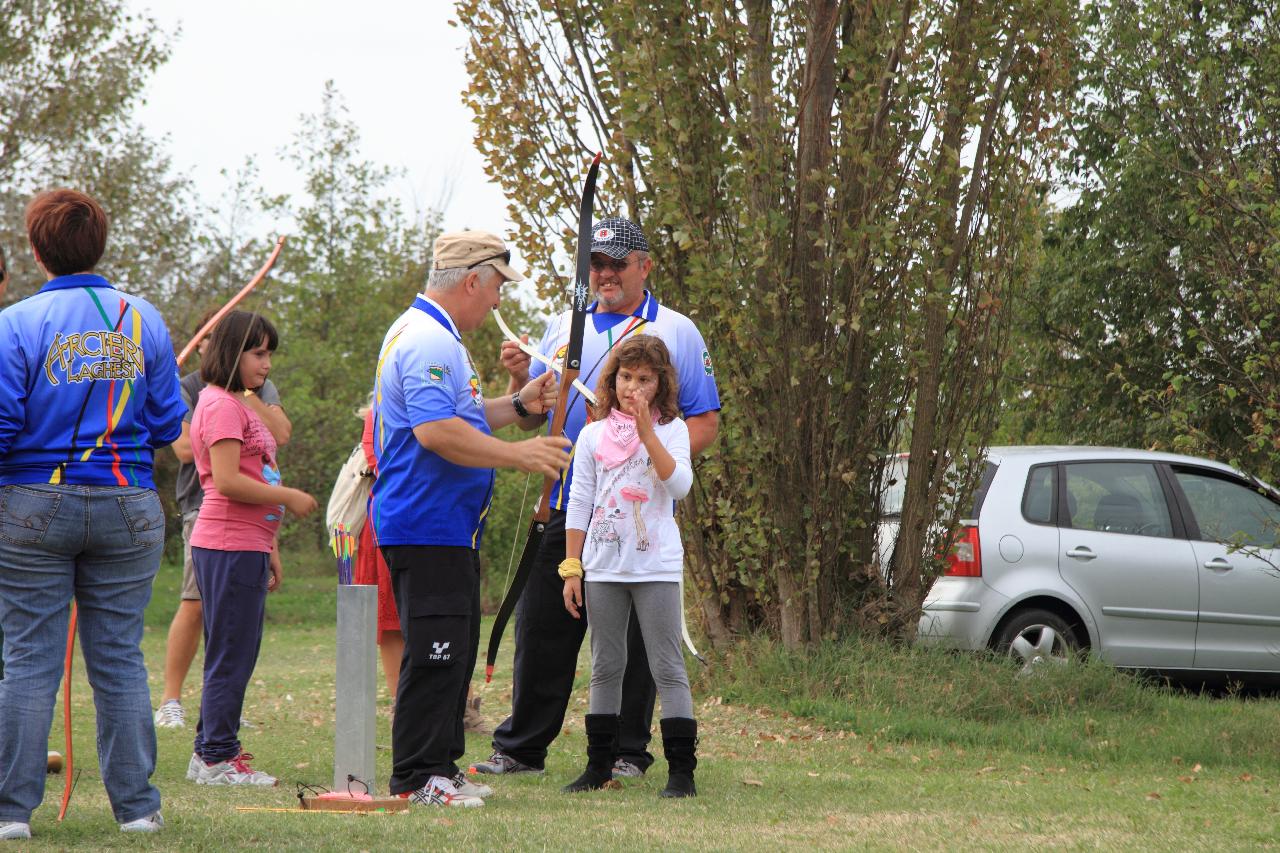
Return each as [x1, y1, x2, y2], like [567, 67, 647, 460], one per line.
[0, 274, 186, 489]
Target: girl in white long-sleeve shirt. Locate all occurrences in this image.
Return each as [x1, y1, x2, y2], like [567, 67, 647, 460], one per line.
[559, 335, 700, 798]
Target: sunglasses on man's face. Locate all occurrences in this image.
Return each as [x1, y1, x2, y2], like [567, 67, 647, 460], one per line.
[590, 256, 635, 273]
[468, 250, 511, 269]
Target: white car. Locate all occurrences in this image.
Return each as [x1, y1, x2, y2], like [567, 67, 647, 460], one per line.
[916, 446, 1280, 680]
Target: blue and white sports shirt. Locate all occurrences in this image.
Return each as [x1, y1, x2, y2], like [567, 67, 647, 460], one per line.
[371, 295, 495, 548]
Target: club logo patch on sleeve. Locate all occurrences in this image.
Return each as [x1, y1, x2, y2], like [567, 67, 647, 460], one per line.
[427, 363, 449, 382]
[702, 349, 714, 376]
[468, 374, 482, 405]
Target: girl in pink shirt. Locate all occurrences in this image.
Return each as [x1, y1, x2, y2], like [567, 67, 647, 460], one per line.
[187, 311, 317, 786]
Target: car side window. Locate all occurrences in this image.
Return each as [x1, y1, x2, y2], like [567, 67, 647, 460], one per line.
[1022, 465, 1055, 524]
[1174, 469, 1280, 548]
[1064, 462, 1173, 538]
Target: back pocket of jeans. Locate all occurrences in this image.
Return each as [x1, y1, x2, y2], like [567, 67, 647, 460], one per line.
[118, 490, 165, 548]
[407, 594, 470, 669]
[0, 485, 62, 546]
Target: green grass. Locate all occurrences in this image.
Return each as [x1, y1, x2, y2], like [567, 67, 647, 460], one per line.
[18, 555, 1280, 850]
[706, 636, 1280, 770]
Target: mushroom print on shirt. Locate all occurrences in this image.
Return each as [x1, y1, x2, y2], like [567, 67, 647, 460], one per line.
[618, 484, 650, 550]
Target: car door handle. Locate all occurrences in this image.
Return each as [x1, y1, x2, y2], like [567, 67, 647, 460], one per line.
[1202, 557, 1233, 571]
[1065, 547, 1097, 560]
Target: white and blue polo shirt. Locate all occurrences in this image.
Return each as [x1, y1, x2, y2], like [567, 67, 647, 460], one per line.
[371, 295, 494, 548]
[529, 291, 720, 510]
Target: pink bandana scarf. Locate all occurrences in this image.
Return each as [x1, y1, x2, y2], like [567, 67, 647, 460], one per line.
[596, 408, 648, 470]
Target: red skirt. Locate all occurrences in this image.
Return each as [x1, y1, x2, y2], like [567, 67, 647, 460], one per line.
[354, 518, 400, 642]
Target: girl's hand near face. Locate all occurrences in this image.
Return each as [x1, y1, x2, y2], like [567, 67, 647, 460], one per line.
[622, 388, 655, 435]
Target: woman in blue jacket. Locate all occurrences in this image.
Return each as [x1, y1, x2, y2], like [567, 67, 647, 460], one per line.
[0, 190, 186, 840]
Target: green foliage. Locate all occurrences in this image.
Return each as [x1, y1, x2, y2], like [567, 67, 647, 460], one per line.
[1000, 0, 1280, 482]
[0, 0, 195, 305]
[0, 0, 168, 179]
[458, 0, 1078, 644]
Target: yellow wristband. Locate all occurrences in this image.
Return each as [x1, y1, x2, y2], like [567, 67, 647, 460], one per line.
[557, 558, 584, 579]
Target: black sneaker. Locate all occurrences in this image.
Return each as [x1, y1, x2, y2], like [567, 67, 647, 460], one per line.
[470, 751, 542, 775]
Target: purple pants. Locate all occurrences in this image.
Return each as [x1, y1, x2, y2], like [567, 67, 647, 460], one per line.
[190, 547, 268, 763]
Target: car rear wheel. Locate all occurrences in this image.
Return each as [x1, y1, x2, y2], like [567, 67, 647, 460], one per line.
[993, 608, 1079, 675]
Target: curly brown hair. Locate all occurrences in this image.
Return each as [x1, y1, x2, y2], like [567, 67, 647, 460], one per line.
[592, 334, 680, 424]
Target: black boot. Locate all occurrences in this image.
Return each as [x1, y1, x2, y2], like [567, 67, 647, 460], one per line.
[562, 713, 619, 793]
[659, 717, 697, 798]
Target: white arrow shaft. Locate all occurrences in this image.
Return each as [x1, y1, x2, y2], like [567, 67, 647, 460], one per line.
[492, 309, 598, 406]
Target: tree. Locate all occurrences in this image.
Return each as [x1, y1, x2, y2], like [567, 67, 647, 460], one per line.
[459, 0, 1076, 645]
[1001, 0, 1280, 482]
[0, 1, 183, 301]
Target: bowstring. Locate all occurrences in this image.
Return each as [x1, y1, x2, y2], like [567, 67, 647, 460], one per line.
[501, 472, 535, 599]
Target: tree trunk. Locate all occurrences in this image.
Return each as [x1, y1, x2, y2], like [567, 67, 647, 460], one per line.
[772, 0, 841, 649]
[892, 0, 976, 621]
[776, 566, 808, 650]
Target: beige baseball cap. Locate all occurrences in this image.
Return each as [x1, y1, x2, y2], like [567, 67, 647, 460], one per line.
[432, 230, 523, 282]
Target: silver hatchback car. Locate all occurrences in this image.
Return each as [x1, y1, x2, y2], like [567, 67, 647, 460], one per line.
[918, 446, 1280, 679]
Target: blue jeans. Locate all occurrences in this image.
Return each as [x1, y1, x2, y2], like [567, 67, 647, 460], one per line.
[0, 484, 164, 824]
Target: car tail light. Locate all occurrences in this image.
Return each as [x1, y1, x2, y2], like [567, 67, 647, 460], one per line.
[945, 525, 981, 577]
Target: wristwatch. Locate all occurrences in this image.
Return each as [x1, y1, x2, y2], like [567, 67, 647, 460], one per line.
[512, 391, 530, 418]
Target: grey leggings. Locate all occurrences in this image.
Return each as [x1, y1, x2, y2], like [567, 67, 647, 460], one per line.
[585, 580, 693, 719]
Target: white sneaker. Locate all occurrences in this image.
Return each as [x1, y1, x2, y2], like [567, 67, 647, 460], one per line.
[452, 771, 492, 798]
[612, 759, 645, 778]
[119, 812, 164, 833]
[405, 775, 484, 807]
[186, 753, 202, 781]
[0, 822, 31, 841]
[154, 700, 185, 729]
[192, 752, 277, 786]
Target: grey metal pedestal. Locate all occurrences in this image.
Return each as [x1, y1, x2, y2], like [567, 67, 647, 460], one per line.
[334, 584, 378, 794]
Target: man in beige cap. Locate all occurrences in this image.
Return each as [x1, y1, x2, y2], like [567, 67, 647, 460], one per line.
[370, 230, 571, 808]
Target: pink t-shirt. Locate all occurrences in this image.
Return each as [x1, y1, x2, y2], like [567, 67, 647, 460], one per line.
[189, 385, 282, 553]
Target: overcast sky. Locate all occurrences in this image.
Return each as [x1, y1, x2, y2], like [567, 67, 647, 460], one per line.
[132, 0, 512, 241]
